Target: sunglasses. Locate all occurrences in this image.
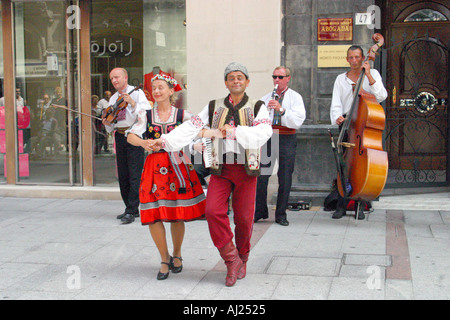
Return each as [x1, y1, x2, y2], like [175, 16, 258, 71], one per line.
[272, 75, 288, 79]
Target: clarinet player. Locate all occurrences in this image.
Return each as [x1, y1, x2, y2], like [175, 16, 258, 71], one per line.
[254, 66, 306, 226]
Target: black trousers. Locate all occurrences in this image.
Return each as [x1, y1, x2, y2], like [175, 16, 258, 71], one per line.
[255, 134, 297, 221]
[194, 163, 210, 186]
[335, 122, 368, 214]
[114, 132, 145, 215]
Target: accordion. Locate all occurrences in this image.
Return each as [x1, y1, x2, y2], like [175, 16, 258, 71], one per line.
[202, 138, 213, 168]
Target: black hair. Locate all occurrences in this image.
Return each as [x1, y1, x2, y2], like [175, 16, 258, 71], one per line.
[347, 45, 364, 56]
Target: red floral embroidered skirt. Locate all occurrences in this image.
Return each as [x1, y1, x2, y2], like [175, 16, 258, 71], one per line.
[139, 152, 206, 225]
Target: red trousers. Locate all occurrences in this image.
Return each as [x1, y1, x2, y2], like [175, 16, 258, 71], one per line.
[205, 164, 257, 256]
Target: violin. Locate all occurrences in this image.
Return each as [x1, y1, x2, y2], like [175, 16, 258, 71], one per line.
[334, 33, 388, 202]
[102, 84, 142, 124]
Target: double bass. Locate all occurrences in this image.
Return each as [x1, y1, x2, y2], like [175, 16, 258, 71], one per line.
[331, 33, 388, 207]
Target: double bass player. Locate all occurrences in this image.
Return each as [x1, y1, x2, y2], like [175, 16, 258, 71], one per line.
[330, 45, 388, 219]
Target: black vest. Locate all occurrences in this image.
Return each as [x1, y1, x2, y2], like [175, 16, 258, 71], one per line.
[143, 107, 184, 140]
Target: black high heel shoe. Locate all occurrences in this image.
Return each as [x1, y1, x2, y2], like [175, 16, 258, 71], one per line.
[157, 260, 171, 280]
[170, 256, 183, 273]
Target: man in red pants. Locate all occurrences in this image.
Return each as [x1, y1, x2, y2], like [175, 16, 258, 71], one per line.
[148, 62, 272, 286]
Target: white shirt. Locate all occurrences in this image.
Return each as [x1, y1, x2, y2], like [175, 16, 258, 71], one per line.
[97, 98, 110, 115]
[0, 96, 24, 107]
[261, 88, 306, 129]
[330, 69, 388, 125]
[161, 97, 273, 153]
[104, 85, 151, 133]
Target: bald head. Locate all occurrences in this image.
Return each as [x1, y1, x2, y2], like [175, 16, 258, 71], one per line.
[110, 68, 129, 93]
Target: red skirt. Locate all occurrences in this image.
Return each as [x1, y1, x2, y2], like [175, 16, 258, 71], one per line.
[139, 152, 206, 225]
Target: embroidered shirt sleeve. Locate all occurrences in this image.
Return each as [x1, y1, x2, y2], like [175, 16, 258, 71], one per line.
[225, 127, 237, 140]
[253, 118, 272, 126]
[161, 135, 167, 149]
[161, 104, 209, 151]
[190, 115, 204, 129]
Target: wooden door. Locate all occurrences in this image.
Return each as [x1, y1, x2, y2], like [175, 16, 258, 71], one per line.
[384, 0, 450, 186]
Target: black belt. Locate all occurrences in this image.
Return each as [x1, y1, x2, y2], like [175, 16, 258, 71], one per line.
[116, 127, 130, 135]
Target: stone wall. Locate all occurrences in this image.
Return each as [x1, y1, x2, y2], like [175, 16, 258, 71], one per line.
[279, 0, 378, 205]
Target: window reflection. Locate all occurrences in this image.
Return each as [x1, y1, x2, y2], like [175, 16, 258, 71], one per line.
[405, 9, 448, 22]
[91, 0, 187, 186]
[13, 1, 80, 185]
[143, 0, 187, 109]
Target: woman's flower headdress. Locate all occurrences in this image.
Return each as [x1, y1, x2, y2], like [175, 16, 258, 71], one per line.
[151, 74, 183, 92]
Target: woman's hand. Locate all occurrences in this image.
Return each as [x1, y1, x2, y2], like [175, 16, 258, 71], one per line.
[147, 138, 163, 152]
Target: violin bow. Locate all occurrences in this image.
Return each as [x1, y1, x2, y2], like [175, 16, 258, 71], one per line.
[51, 104, 102, 121]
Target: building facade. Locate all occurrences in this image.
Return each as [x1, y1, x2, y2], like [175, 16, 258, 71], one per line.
[0, 0, 448, 200]
[285, 0, 449, 202]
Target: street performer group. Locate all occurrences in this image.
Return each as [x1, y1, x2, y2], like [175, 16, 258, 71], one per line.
[99, 43, 387, 286]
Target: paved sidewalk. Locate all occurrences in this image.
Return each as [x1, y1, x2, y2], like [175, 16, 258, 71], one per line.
[0, 192, 449, 300]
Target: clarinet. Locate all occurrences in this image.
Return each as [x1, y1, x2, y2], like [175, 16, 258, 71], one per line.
[271, 84, 281, 125]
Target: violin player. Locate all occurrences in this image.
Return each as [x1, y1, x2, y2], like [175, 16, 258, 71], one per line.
[102, 67, 152, 224]
[329, 45, 388, 219]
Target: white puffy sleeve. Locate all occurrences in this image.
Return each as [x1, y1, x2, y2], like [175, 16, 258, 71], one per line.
[235, 102, 272, 149]
[162, 105, 209, 151]
[125, 108, 147, 138]
[281, 90, 306, 129]
[368, 69, 388, 103]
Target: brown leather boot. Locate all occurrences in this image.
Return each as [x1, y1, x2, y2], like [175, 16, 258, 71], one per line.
[218, 241, 243, 287]
[237, 253, 248, 280]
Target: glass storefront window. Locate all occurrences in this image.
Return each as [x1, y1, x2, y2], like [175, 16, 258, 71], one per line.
[13, 1, 81, 185]
[143, 0, 187, 109]
[90, 0, 186, 186]
[0, 6, 4, 183]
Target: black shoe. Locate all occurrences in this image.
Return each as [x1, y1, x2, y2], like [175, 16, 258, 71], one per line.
[254, 216, 268, 223]
[355, 211, 365, 220]
[332, 209, 346, 219]
[170, 256, 183, 273]
[117, 211, 139, 220]
[275, 219, 289, 226]
[120, 213, 135, 224]
[157, 261, 171, 280]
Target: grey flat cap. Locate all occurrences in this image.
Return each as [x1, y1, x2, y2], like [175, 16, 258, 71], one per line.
[224, 62, 249, 80]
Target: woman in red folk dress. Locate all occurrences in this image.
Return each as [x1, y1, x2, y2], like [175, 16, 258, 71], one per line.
[127, 74, 205, 280]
